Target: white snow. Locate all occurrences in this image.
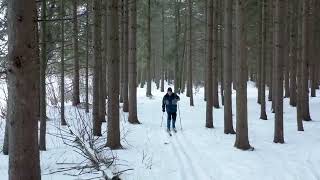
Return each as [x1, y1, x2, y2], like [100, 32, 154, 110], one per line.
[1, 82, 320, 180]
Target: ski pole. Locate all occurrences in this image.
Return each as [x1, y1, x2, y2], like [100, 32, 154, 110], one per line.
[178, 102, 182, 130]
[160, 112, 164, 127]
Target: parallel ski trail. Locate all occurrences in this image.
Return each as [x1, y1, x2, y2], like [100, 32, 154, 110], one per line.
[175, 131, 216, 179]
[175, 132, 211, 179]
[158, 128, 187, 179]
[170, 136, 198, 180]
[161, 130, 187, 179]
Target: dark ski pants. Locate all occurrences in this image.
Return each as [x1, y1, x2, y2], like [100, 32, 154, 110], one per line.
[167, 112, 177, 130]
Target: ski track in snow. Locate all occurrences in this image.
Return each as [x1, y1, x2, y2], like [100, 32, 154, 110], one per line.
[169, 136, 192, 180]
[1, 82, 320, 180]
[176, 131, 217, 180]
[173, 133, 211, 180]
[120, 83, 320, 180]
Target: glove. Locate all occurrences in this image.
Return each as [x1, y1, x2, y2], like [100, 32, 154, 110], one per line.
[162, 108, 165, 112]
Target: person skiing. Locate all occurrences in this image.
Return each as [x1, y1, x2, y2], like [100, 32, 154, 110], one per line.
[162, 87, 180, 132]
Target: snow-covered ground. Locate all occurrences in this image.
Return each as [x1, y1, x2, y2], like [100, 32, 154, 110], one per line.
[1, 82, 320, 180]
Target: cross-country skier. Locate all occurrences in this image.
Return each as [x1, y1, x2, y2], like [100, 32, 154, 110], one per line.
[162, 87, 180, 133]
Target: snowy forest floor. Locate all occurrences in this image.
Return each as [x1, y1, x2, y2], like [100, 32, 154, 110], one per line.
[1, 82, 320, 180]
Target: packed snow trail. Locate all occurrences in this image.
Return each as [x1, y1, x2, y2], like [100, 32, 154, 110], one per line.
[118, 83, 320, 180]
[1, 82, 320, 180]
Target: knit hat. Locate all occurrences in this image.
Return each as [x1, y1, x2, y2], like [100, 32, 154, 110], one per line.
[167, 87, 173, 92]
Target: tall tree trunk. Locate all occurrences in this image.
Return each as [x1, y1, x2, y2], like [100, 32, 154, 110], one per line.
[206, 0, 214, 128]
[296, 0, 304, 131]
[104, 0, 109, 100]
[257, 0, 262, 104]
[128, 0, 140, 124]
[161, 3, 165, 93]
[92, 0, 102, 136]
[223, 0, 236, 134]
[188, 0, 194, 106]
[119, 0, 124, 104]
[309, 0, 316, 97]
[260, 0, 268, 120]
[232, 0, 237, 91]
[268, 0, 273, 103]
[174, 0, 181, 94]
[187, 16, 191, 98]
[235, 0, 242, 85]
[271, 0, 276, 113]
[85, 1, 90, 113]
[72, 0, 80, 106]
[122, 0, 129, 112]
[178, 0, 184, 93]
[107, 0, 122, 149]
[213, 0, 220, 108]
[204, 0, 208, 101]
[99, 0, 106, 123]
[146, 0, 152, 96]
[273, 0, 285, 144]
[302, 0, 312, 121]
[60, 0, 66, 125]
[218, 0, 224, 106]
[180, 18, 187, 95]
[39, 0, 47, 151]
[234, 0, 252, 150]
[284, 0, 290, 98]
[8, 0, 41, 177]
[289, 0, 297, 107]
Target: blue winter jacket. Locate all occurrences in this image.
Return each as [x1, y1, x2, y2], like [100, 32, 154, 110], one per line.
[162, 93, 180, 113]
